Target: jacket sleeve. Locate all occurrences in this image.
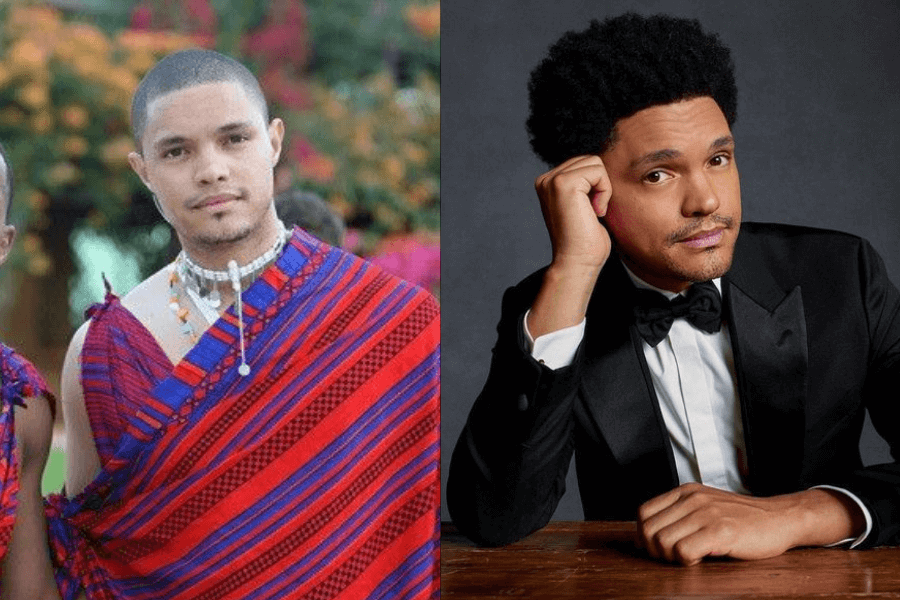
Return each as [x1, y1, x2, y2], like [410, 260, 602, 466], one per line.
[446, 271, 587, 546]
[839, 239, 900, 548]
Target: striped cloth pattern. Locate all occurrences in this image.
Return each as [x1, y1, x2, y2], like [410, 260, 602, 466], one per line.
[0, 343, 53, 566]
[44, 228, 440, 600]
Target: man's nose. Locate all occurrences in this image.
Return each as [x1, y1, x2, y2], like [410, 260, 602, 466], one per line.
[682, 172, 720, 217]
[194, 147, 229, 185]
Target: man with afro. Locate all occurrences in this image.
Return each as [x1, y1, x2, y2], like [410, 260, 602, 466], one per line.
[448, 13, 900, 565]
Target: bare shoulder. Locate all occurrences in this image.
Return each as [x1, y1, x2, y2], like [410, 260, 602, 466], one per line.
[61, 320, 90, 406]
[13, 394, 53, 470]
[119, 263, 173, 326]
[60, 320, 101, 496]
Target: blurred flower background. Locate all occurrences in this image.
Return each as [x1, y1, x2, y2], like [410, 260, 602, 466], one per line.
[0, 0, 439, 491]
[0, 0, 440, 368]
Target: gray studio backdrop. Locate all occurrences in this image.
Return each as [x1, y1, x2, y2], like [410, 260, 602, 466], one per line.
[441, 0, 900, 523]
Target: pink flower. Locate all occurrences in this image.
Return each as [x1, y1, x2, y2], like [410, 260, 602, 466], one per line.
[261, 68, 310, 109]
[185, 0, 217, 36]
[244, 0, 309, 68]
[368, 236, 440, 291]
[130, 4, 153, 30]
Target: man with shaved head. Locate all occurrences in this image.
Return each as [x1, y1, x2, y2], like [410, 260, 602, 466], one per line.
[1, 49, 440, 600]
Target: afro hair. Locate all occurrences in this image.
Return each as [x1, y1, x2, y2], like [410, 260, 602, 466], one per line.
[526, 13, 737, 166]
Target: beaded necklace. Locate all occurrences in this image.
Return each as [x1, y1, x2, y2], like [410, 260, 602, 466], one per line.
[168, 221, 289, 375]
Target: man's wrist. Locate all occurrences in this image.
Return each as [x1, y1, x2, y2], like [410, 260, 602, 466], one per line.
[527, 262, 601, 339]
[788, 488, 868, 549]
[813, 485, 872, 548]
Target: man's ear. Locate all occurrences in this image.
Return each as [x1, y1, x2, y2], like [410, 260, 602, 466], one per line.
[268, 118, 285, 167]
[128, 151, 152, 190]
[0, 224, 16, 266]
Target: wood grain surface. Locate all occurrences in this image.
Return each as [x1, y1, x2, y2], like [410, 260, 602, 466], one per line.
[441, 521, 900, 599]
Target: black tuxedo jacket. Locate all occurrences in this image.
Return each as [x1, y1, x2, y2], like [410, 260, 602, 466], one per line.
[448, 223, 900, 547]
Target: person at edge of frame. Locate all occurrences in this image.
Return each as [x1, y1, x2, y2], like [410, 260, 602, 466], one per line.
[0, 140, 59, 600]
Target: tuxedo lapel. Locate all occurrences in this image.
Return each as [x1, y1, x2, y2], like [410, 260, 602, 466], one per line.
[578, 262, 678, 498]
[725, 240, 809, 496]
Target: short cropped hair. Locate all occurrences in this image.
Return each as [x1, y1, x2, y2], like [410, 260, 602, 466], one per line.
[131, 49, 269, 151]
[274, 189, 346, 248]
[526, 13, 738, 166]
[0, 141, 13, 222]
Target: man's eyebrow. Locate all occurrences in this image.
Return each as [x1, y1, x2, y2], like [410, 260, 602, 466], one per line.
[630, 148, 682, 171]
[710, 135, 735, 150]
[153, 135, 186, 151]
[151, 122, 256, 151]
[217, 121, 255, 134]
[629, 135, 735, 171]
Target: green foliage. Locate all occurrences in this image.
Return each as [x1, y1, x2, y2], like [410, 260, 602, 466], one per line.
[304, 0, 439, 85]
[0, 0, 440, 284]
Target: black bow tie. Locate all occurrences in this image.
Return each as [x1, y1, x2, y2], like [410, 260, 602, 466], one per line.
[632, 281, 722, 347]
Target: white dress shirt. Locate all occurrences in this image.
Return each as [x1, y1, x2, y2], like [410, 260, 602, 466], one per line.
[523, 267, 871, 546]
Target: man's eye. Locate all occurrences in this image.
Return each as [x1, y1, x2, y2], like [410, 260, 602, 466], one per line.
[163, 148, 184, 159]
[709, 154, 731, 167]
[644, 170, 672, 184]
[226, 134, 249, 145]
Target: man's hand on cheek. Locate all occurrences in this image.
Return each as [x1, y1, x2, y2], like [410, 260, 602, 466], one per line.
[635, 483, 862, 566]
[535, 154, 613, 272]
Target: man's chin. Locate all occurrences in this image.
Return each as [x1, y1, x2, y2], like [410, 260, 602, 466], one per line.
[190, 223, 254, 249]
[678, 247, 735, 283]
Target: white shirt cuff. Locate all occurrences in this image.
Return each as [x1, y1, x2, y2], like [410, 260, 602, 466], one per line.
[814, 484, 873, 548]
[523, 309, 586, 370]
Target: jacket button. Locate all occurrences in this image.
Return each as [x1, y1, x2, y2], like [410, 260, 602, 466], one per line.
[516, 393, 529, 411]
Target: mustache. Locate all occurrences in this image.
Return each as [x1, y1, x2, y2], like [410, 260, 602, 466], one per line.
[187, 188, 248, 209]
[667, 215, 734, 244]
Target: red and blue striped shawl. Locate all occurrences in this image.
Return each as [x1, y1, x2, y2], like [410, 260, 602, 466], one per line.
[46, 228, 440, 600]
[0, 343, 54, 564]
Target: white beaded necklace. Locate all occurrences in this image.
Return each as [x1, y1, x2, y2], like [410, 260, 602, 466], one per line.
[169, 220, 290, 376]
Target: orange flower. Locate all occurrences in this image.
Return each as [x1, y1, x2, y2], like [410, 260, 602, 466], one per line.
[60, 136, 90, 158]
[105, 66, 140, 95]
[0, 108, 26, 127]
[402, 142, 429, 166]
[405, 182, 435, 208]
[28, 252, 52, 277]
[381, 155, 406, 186]
[8, 5, 62, 34]
[100, 137, 136, 168]
[30, 111, 54, 134]
[59, 105, 90, 130]
[16, 82, 50, 109]
[21, 233, 41, 254]
[298, 155, 336, 184]
[66, 22, 111, 58]
[124, 49, 158, 76]
[405, 4, 440, 39]
[26, 191, 49, 211]
[8, 38, 48, 74]
[46, 162, 79, 186]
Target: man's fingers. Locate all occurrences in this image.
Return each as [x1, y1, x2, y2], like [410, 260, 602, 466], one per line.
[637, 484, 724, 560]
[589, 188, 610, 217]
[636, 484, 805, 566]
[638, 484, 697, 522]
[535, 155, 610, 203]
[645, 510, 729, 565]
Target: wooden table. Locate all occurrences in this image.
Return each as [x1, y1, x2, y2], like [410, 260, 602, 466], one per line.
[442, 521, 900, 599]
